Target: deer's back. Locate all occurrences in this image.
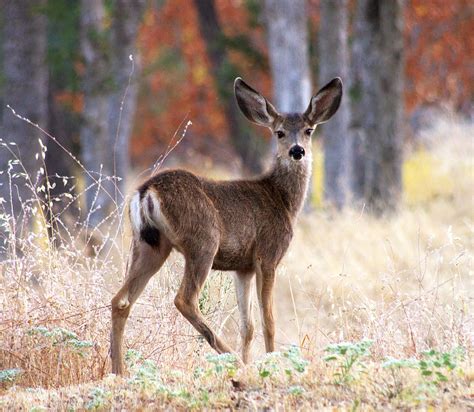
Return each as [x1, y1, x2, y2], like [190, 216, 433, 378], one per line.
[137, 169, 294, 271]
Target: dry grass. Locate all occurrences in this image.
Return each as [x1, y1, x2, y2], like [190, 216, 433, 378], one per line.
[0, 116, 473, 410]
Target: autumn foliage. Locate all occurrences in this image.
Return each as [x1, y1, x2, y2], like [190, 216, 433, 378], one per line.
[37, 1, 469, 169]
[133, 1, 270, 166]
[405, 0, 474, 113]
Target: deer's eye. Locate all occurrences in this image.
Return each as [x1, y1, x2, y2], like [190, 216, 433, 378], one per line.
[305, 128, 314, 136]
[276, 131, 285, 139]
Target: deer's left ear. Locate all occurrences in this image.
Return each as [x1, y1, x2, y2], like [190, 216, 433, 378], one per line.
[304, 78, 343, 125]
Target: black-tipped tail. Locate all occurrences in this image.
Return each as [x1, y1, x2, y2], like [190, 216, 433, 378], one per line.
[140, 225, 160, 247]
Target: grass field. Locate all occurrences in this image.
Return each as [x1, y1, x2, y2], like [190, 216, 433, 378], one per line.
[0, 116, 473, 410]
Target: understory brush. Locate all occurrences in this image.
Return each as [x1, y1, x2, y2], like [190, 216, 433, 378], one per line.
[0, 116, 472, 409]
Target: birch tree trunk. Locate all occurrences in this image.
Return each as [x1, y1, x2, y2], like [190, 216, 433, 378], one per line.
[319, 0, 350, 209]
[108, 0, 146, 200]
[0, 0, 48, 241]
[80, 0, 112, 228]
[350, 0, 405, 214]
[263, 0, 313, 209]
[80, 0, 145, 228]
[263, 0, 312, 113]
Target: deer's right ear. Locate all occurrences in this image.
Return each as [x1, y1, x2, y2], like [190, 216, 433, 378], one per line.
[234, 78, 278, 128]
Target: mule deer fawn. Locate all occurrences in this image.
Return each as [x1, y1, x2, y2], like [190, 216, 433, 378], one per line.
[111, 77, 343, 374]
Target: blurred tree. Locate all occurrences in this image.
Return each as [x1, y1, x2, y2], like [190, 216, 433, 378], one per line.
[263, 0, 311, 113]
[350, 0, 405, 214]
[319, 0, 350, 209]
[44, 0, 82, 236]
[193, 0, 266, 174]
[263, 0, 312, 209]
[80, 0, 145, 229]
[405, 0, 473, 115]
[0, 0, 48, 241]
[108, 0, 146, 195]
[80, 0, 113, 228]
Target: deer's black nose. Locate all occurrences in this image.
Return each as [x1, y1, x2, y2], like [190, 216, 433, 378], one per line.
[289, 145, 305, 160]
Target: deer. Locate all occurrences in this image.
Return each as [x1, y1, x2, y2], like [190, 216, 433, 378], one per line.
[110, 76, 343, 374]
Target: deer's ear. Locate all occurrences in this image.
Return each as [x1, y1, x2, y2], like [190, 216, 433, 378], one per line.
[234, 77, 279, 128]
[304, 77, 343, 125]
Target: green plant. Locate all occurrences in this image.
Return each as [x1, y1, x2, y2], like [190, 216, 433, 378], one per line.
[124, 349, 143, 369]
[382, 357, 419, 369]
[257, 352, 282, 379]
[206, 353, 238, 378]
[27, 326, 94, 356]
[0, 368, 23, 384]
[86, 387, 111, 410]
[418, 347, 464, 385]
[381, 357, 419, 399]
[256, 347, 309, 381]
[287, 385, 305, 396]
[283, 346, 309, 376]
[323, 339, 373, 384]
[381, 347, 466, 401]
[126, 350, 163, 391]
[383, 347, 464, 386]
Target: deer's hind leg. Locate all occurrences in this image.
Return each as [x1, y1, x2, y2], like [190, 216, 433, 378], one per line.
[234, 271, 255, 363]
[174, 246, 237, 359]
[111, 237, 172, 375]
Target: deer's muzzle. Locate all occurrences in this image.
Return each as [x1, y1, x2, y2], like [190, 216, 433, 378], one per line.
[289, 145, 305, 161]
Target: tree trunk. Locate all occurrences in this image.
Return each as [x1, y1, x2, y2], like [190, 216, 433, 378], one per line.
[45, 83, 81, 242]
[80, 0, 112, 228]
[0, 0, 48, 241]
[108, 0, 146, 201]
[263, 0, 313, 209]
[193, 0, 266, 174]
[350, 0, 405, 214]
[263, 0, 312, 113]
[350, 0, 375, 202]
[319, 0, 350, 209]
[80, 0, 145, 228]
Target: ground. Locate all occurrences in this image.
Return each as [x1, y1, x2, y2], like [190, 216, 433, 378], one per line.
[0, 117, 473, 410]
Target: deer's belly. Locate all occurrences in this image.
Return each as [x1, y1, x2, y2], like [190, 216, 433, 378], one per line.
[212, 240, 255, 272]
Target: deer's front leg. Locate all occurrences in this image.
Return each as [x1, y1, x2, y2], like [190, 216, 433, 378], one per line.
[234, 271, 255, 363]
[256, 261, 276, 353]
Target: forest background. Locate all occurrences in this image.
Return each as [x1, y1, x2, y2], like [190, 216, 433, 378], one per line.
[0, 0, 473, 410]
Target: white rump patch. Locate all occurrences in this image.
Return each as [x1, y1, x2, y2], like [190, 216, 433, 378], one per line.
[129, 192, 142, 235]
[142, 192, 162, 228]
[129, 189, 170, 240]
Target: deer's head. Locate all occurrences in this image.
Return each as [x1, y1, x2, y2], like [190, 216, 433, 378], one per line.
[234, 77, 343, 164]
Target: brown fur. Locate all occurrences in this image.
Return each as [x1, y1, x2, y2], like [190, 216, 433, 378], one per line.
[110, 77, 343, 374]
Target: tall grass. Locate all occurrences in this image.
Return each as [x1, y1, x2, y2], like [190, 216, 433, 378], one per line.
[0, 115, 472, 408]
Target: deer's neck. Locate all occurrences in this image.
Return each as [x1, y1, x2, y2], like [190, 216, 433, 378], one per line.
[264, 156, 312, 218]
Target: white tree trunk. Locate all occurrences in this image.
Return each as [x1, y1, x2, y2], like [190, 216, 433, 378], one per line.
[264, 0, 312, 113]
[80, 0, 112, 228]
[264, 0, 313, 210]
[80, 0, 145, 228]
[108, 0, 145, 200]
[0, 0, 48, 233]
[319, 0, 350, 209]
